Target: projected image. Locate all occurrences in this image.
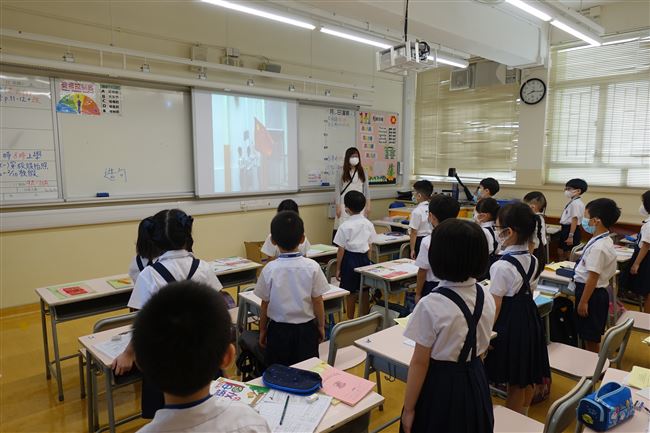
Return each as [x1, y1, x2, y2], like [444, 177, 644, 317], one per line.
[211, 94, 290, 193]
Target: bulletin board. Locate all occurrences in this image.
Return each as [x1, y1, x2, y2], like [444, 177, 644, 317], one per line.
[357, 110, 399, 185]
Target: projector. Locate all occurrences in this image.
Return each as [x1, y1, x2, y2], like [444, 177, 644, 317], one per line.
[376, 40, 434, 75]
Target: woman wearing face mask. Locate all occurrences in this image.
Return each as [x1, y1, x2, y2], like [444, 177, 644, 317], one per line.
[621, 190, 650, 313]
[333, 147, 370, 241]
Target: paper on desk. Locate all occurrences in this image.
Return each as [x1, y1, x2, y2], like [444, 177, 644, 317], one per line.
[390, 262, 419, 275]
[636, 387, 650, 400]
[319, 365, 375, 406]
[93, 332, 131, 360]
[309, 244, 337, 253]
[255, 389, 332, 433]
[403, 338, 415, 347]
[628, 366, 650, 389]
[395, 315, 411, 328]
[213, 257, 252, 272]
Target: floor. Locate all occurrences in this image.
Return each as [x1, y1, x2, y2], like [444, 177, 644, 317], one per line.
[1, 289, 648, 433]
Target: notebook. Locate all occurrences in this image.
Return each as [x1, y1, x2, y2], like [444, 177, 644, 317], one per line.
[317, 363, 375, 406]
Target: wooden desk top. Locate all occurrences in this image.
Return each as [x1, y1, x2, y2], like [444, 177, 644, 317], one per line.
[306, 244, 339, 259]
[239, 285, 349, 308]
[211, 257, 263, 276]
[35, 274, 133, 307]
[354, 259, 418, 282]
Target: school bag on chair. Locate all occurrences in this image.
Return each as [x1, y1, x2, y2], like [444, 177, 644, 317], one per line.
[549, 296, 578, 346]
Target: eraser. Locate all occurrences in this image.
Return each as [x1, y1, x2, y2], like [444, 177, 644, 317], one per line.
[96, 192, 109, 197]
[306, 394, 319, 403]
[111, 334, 121, 341]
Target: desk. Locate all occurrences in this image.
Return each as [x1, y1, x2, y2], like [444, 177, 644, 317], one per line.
[372, 218, 410, 232]
[212, 257, 263, 295]
[574, 246, 635, 264]
[35, 274, 134, 401]
[307, 244, 339, 264]
[371, 233, 410, 262]
[247, 357, 384, 433]
[355, 259, 418, 328]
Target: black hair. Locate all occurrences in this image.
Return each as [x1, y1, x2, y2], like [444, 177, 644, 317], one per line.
[277, 199, 299, 214]
[480, 177, 500, 196]
[413, 180, 433, 198]
[475, 197, 499, 221]
[270, 210, 304, 251]
[136, 217, 161, 261]
[429, 219, 488, 282]
[342, 147, 366, 183]
[132, 281, 231, 397]
[496, 202, 536, 245]
[565, 178, 588, 194]
[149, 209, 194, 253]
[344, 190, 366, 214]
[523, 191, 547, 213]
[586, 198, 621, 228]
[642, 190, 650, 214]
[428, 194, 460, 222]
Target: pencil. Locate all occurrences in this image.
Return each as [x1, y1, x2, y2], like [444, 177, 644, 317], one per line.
[279, 395, 289, 425]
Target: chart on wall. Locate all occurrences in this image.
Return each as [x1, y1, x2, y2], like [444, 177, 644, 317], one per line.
[357, 110, 399, 185]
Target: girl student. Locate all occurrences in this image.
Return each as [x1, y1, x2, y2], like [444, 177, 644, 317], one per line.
[622, 190, 650, 312]
[333, 147, 370, 241]
[261, 199, 311, 258]
[401, 219, 496, 433]
[112, 208, 223, 419]
[127, 216, 161, 284]
[523, 191, 548, 279]
[485, 202, 550, 415]
[474, 197, 500, 280]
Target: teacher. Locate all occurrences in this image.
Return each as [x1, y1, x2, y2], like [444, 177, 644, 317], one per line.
[333, 146, 371, 240]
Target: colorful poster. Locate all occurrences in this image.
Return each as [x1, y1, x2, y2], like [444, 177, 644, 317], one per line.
[100, 84, 122, 114]
[56, 80, 101, 115]
[357, 110, 399, 185]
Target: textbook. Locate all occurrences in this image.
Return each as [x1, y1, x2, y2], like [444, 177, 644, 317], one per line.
[210, 377, 268, 406]
[46, 282, 94, 299]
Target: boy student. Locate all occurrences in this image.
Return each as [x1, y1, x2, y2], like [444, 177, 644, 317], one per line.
[261, 199, 311, 258]
[409, 180, 434, 259]
[574, 198, 620, 353]
[255, 211, 329, 366]
[558, 178, 588, 261]
[132, 281, 271, 433]
[475, 177, 500, 202]
[414, 194, 461, 302]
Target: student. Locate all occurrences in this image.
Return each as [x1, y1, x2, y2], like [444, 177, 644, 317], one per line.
[409, 180, 434, 259]
[113, 208, 223, 419]
[260, 199, 311, 258]
[485, 203, 550, 415]
[474, 197, 500, 280]
[133, 281, 271, 433]
[622, 190, 650, 312]
[558, 178, 588, 261]
[574, 198, 621, 353]
[255, 211, 328, 366]
[335, 191, 376, 319]
[414, 195, 460, 302]
[523, 191, 548, 279]
[475, 177, 500, 202]
[401, 219, 496, 433]
[128, 216, 161, 284]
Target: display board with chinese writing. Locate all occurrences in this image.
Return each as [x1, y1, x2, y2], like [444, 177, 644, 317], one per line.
[357, 110, 399, 185]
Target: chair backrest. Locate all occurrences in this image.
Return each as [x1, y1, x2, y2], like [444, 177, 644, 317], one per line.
[543, 377, 592, 433]
[399, 243, 411, 259]
[569, 242, 586, 262]
[596, 317, 633, 375]
[324, 258, 337, 283]
[374, 223, 391, 234]
[93, 312, 138, 333]
[327, 312, 383, 366]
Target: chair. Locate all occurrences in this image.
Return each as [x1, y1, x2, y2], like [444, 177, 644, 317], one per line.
[319, 312, 383, 372]
[399, 243, 411, 259]
[324, 258, 338, 285]
[373, 222, 391, 234]
[548, 317, 634, 383]
[569, 242, 586, 262]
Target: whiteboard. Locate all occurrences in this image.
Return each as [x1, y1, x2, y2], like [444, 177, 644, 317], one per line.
[298, 104, 357, 188]
[57, 82, 193, 199]
[0, 73, 60, 202]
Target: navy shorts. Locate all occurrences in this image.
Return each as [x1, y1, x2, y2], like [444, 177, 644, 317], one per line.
[574, 283, 609, 342]
[559, 224, 582, 252]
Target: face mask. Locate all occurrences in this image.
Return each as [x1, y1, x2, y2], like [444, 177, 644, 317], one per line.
[476, 188, 483, 199]
[640, 204, 650, 218]
[564, 189, 575, 199]
[473, 213, 481, 223]
[496, 228, 510, 247]
[349, 157, 360, 166]
[581, 217, 596, 234]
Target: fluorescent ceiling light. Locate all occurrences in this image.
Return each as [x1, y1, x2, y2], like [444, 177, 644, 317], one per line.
[426, 54, 469, 69]
[551, 19, 601, 46]
[504, 0, 551, 22]
[603, 37, 640, 46]
[201, 0, 315, 30]
[320, 26, 392, 49]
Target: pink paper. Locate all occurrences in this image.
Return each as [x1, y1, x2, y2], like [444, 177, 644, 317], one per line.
[320, 366, 375, 406]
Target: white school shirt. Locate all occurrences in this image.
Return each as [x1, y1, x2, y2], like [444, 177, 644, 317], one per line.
[414, 235, 439, 283]
[531, 213, 548, 249]
[639, 218, 650, 245]
[128, 250, 223, 310]
[404, 278, 496, 362]
[560, 196, 585, 225]
[128, 255, 153, 284]
[489, 244, 539, 297]
[334, 168, 369, 229]
[260, 234, 311, 258]
[254, 254, 330, 324]
[409, 201, 432, 237]
[334, 214, 376, 253]
[574, 233, 617, 288]
[480, 221, 498, 255]
[137, 395, 271, 433]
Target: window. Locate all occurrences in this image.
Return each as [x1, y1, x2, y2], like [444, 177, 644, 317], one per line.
[414, 67, 520, 182]
[546, 38, 650, 187]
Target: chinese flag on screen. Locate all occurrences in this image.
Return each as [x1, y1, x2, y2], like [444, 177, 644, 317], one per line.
[254, 118, 273, 156]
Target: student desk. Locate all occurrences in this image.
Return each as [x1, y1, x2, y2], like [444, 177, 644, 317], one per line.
[212, 256, 263, 295]
[371, 233, 410, 262]
[574, 245, 635, 264]
[355, 259, 418, 328]
[35, 274, 134, 402]
[307, 244, 339, 264]
[372, 218, 410, 232]
[247, 357, 384, 433]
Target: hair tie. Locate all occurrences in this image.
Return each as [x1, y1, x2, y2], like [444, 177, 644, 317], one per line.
[176, 212, 193, 229]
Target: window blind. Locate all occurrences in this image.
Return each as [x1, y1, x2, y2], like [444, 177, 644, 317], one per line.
[546, 37, 650, 187]
[414, 67, 520, 182]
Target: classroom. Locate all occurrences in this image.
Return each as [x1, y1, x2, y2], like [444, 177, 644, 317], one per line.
[1, 0, 649, 432]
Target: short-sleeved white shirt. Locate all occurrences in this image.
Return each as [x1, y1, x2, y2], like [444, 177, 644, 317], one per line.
[128, 250, 223, 310]
[489, 244, 539, 297]
[531, 213, 548, 249]
[253, 254, 330, 324]
[480, 221, 498, 255]
[415, 235, 439, 283]
[128, 255, 155, 284]
[409, 201, 432, 237]
[404, 278, 496, 362]
[334, 214, 376, 253]
[260, 234, 311, 258]
[574, 233, 617, 287]
[639, 218, 650, 245]
[560, 197, 585, 225]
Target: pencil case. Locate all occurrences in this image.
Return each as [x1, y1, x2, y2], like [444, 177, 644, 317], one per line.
[577, 382, 634, 431]
[262, 364, 322, 395]
[556, 267, 575, 279]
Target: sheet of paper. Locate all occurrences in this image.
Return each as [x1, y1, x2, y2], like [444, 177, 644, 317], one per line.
[93, 332, 131, 360]
[403, 338, 415, 347]
[390, 262, 419, 274]
[255, 389, 332, 433]
[394, 315, 411, 328]
[308, 244, 337, 253]
[106, 277, 133, 289]
[636, 387, 650, 400]
[628, 366, 650, 389]
[319, 365, 375, 406]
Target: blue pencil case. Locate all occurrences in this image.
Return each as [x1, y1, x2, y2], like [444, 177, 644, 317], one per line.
[262, 364, 322, 395]
[577, 382, 634, 431]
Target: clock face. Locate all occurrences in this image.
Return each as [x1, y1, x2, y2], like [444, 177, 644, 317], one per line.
[520, 78, 546, 105]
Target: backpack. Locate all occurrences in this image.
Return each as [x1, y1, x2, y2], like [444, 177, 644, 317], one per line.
[236, 330, 266, 381]
[549, 296, 578, 346]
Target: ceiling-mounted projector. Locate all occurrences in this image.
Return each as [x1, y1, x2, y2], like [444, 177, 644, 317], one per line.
[376, 40, 435, 75]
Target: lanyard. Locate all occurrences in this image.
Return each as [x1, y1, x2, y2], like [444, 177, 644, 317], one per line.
[502, 250, 529, 257]
[574, 232, 610, 269]
[563, 197, 579, 212]
[279, 252, 302, 258]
